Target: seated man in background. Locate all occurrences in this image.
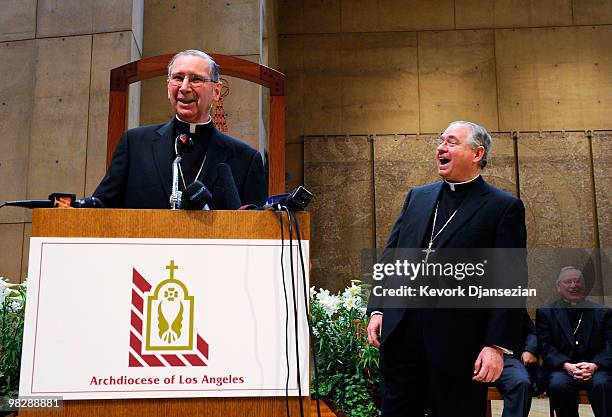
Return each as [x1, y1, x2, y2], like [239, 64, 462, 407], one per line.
[94, 49, 267, 209]
[496, 310, 540, 417]
[537, 266, 612, 417]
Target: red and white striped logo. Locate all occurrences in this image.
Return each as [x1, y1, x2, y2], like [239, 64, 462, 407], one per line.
[128, 268, 209, 367]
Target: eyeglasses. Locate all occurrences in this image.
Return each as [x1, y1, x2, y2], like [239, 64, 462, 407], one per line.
[558, 279, 584, 287]
[437, 137, 460, 147]
[437, 137, 484, 149]
[168, 73, 216, 87]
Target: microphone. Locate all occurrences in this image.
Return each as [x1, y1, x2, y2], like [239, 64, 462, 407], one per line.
[213, 163, 241, 210]
[0, 192, 78, 209]
[73, 196, 105, 208]
[1, 199, 54, 209]
[175, 133, 194, 154]
[181, 180, 212, 210]
[169, 133, 193, 210]
[260, 186, 314, 211]
[280, 186, 313, 211]
[170, 154, 183, 210]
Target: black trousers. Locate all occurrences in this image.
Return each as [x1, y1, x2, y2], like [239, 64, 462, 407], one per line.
[496, 356, 534, 417]
[379, 310, 488, 417]
[547, 370, 612, 417]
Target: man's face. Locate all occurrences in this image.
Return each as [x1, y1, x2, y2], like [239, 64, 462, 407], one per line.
[556, 269, 586, 303]
[167, 55, 221, 123]
[436, 123, 484, 182]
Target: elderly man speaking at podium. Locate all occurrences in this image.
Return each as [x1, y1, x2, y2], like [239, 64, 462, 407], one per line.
[93, 49, 267, 210]
[367, 120, 527, 417]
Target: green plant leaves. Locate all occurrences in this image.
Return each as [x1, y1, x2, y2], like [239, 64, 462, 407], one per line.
[311, 282, 380, 417]
[0, 281, 26, 397]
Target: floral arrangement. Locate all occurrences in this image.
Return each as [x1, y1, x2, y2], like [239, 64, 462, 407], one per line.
[0, 277, 27, 397]
[310, 282, 380, 417]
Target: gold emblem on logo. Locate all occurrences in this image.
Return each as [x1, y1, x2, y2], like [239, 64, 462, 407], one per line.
[145, 260, 194, 351]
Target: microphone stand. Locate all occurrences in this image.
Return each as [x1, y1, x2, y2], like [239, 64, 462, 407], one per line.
[170, 154, 183, 210]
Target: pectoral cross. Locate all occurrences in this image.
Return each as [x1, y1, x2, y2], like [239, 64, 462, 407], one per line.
[422, 243, 435, 263]
[166, 260, 179, 279]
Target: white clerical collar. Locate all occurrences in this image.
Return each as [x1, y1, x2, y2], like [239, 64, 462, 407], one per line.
[175, 115, 212, 133]
[444, 174, 481, 191]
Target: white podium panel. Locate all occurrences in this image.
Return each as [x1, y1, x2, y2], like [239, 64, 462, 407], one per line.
[20, 237, 309, 400]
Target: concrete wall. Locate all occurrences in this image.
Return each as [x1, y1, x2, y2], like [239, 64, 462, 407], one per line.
[278, 0, 612, 293]
[0, 0, 143, 282]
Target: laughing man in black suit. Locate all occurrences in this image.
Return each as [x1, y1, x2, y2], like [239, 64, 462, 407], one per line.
[367, 120, 527, 417]
[94, 50, 267, 209]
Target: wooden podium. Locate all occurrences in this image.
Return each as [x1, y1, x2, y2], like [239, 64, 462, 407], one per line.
[21, 208, 310, 417]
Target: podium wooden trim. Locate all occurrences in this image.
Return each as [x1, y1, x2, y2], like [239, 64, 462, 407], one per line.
[23, 209, 310, 417]
[31, 209, 309, 240]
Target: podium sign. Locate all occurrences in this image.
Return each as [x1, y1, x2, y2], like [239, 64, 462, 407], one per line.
[20, 237, 310, 400]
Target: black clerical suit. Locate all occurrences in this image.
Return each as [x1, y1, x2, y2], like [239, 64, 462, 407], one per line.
[369, 176, 527, 417]
[537, 300, 612, 417]
[496, 310, 540, 417]
[93, 118, 267, 209]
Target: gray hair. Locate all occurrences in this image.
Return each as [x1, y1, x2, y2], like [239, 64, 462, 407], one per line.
[448, 121, 492, 168]
[167, 50, 220, 83]
[556, 266, 584, 284]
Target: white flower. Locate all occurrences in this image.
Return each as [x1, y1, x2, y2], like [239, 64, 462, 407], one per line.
[0, 277, 25, 308]
[342, 295, 362, 311]
[316, 289, 340, 316]
[310, 286, 316, 298]
[0, 277, 11, 304]
[7, 297, 23, 313]
[340, 283, 365, 312]
[342, 282, 362, 301]
[321, 300, 340, 315]
[315, 288, 331, 303]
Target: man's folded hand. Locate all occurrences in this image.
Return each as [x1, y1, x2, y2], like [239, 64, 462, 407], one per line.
[367, 314, 383, 347]
[473, 346, 504, 382]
